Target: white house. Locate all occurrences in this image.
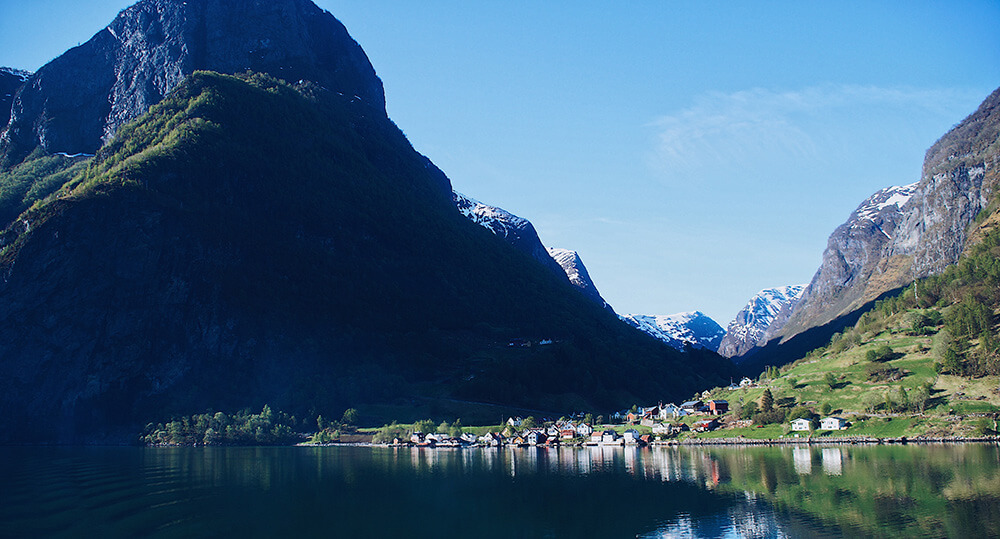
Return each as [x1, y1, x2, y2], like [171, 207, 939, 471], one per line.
[652, 423, 671, 435]
[623, 429, 640, 444]
[526, 430, 547, 446]
[601, 430, 619, 444]
[820, 417, 847, 430]
[790, 418, 812, 431]
[576, 423, 594, 437]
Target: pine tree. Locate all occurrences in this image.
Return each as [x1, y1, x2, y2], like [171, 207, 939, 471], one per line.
[760, 389, 774, 411]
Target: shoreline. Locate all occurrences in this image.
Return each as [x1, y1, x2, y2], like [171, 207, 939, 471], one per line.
[294, 434, 1000, 449]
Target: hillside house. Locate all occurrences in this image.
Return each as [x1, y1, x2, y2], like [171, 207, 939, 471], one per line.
[680, 400, 704, 414]
[708, 400, 729, 415]
[692, 419, 719, 432]
[575, 423, 593, 437]
[820, 417, 847, 430]
[790, 418, 811, 431]
[658, 404, 683, 420]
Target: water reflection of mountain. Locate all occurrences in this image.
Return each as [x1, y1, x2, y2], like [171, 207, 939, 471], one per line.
[2, 445, 996, 537]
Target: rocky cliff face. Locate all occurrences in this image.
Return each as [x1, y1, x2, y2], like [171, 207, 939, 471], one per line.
[718, 284, 804, 359]
[620, 311, 725, 352]
[773, 87, 1000, 343]
[0, 68, 30, 130]
[1, 0, 384, 168]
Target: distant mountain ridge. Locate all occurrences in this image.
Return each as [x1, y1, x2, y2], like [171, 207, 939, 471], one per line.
[620, 311, 725, 351]
[718, 285, 805, 359]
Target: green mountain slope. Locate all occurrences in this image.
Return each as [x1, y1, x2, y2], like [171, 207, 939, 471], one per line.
[0, 72, 734, 443]
[699, 217, 1000, 438]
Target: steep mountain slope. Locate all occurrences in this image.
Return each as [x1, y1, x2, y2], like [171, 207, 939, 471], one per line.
[0, 67, 29, 129]
[620, 312, 725, 351]
[718, 284, 805, 359]
[0, 2, 736, 442]
[547, 247, 613, 310]
[769, 87, 1000, 349]
[453, 192, 566, 278]
[452, 192, 613, 310]
[1, 0, 384, 169]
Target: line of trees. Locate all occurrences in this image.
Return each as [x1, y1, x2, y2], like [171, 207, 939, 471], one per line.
[141, 405, 302, 446]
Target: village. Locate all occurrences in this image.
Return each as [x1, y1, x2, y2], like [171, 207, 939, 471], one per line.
[391, 378, 849, 448]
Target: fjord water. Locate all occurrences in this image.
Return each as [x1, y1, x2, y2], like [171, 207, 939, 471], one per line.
[2, 444, 998, 538]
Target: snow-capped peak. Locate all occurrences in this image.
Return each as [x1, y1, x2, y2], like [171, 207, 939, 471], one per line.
[620, 311, 725, 352]
[717, 284, 806, 358]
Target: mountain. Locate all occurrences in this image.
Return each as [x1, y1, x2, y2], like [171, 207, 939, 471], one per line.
[763, 87, 1000, 354]
[453, 192, 566, 278]
[717, 285, 805, 359]
[1, 0, 385, 169]
[738, 87, 1000, 373]
[0, 68, 29, 129]
[453, 193, 614, 310]
[546, 247, 613, 311]
[620, 312, 725, 351]
[0, 1, 734, 442]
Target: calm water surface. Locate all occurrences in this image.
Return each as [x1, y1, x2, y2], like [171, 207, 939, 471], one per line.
[2, 443, 998, 538]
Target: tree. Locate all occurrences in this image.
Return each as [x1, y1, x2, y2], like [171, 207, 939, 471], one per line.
[911, 385, 930, 413]
[760, 389, 774, 411]
[824, 372, 837, 390]
[820, 403, 832, 416]
[449, 419, 464, 438]
[522, 416, 537, 429]
[862, 392, 882, 413]
[583, 413, 594, 425]
[341, 408, 359, 426]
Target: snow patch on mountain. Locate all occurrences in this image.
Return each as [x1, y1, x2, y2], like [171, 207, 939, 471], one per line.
[718, 284, 806, 359]
[454, 191, 529, 236]
[851, 183, 918, 233]
[621, 311, 725, 351]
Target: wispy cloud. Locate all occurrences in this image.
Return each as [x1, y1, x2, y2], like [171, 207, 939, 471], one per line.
[646, 85, 983, 183]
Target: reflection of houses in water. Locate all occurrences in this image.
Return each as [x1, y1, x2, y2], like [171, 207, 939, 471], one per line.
[822, 447, 843, 475]
[792, 447, 812, 475]
[624, 445, 639, 475]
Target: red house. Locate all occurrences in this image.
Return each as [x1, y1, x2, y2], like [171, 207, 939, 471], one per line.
[708, 400, 729, 415]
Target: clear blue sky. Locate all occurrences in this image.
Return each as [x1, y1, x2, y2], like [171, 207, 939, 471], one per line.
[2, 1, 999, 326]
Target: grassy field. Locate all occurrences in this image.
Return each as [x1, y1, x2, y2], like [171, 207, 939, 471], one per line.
[690, 308, 999, 440]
